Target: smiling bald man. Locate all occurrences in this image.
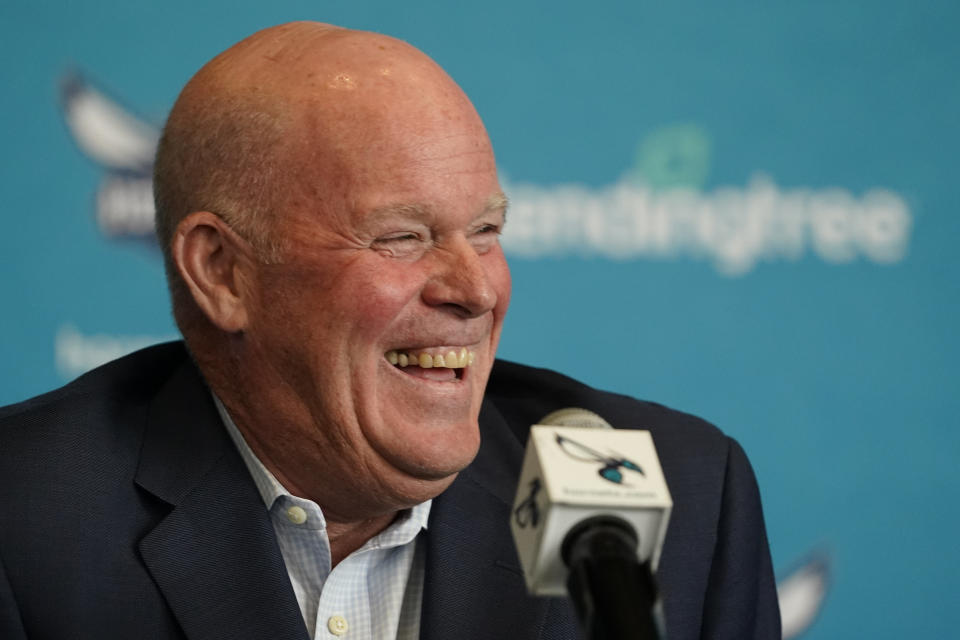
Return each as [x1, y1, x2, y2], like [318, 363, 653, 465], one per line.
[0, 22, 779, 640]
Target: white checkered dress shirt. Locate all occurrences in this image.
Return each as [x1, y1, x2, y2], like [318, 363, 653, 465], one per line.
[214, 396, 431, 639]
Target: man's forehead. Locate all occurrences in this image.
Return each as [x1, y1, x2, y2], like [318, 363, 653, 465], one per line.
[365, 193, 509, 224]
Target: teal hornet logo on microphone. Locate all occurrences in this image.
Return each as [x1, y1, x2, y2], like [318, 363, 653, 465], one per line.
[554, 433, 645, 485]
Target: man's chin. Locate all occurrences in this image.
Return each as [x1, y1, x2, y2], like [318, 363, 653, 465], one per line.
[370, 408, 481, 463]
[372, 467, 462, 510]
[392, 447, 478, 482]
[375, 438, 479, 494]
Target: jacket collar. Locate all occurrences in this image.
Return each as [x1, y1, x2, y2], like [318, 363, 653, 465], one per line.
[134, 358, 309, 640]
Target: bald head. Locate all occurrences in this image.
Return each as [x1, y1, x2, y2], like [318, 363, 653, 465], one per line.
[154, 22, 492, 322]
[183, 22, 467, 108]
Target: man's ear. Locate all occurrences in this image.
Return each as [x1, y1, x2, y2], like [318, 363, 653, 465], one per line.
[171, 211, 252, 333]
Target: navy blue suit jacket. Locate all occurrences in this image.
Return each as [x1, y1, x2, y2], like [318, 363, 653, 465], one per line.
[0, 343, 779, 639]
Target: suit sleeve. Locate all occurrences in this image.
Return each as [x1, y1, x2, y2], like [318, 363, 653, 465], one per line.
[699, 438, 781, 639]
[0, 552, 27, 639]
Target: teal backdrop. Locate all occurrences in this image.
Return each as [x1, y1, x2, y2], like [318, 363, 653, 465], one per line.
[1, 2, 957, 638]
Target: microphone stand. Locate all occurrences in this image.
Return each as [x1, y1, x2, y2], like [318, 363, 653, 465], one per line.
[562, 515, 662, 640]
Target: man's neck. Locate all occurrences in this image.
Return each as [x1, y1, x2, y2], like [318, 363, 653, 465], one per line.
[324, 512, 399, 567]
[212, 390, 407, 566]
[255, 446, 404, 567]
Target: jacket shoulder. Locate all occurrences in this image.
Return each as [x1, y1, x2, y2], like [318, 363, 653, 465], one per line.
[0, 341, 188, 424]
[0, 341, 191, 476]
[487, 359, 727, 449]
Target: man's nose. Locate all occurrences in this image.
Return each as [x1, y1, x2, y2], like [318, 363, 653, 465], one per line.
[421, 238, 498, 318]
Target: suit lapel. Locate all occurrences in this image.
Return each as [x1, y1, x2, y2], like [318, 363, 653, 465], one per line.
[134, 360, 309, 640]
[420, 398, 563, 640]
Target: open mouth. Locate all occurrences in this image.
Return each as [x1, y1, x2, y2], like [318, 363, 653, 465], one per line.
[386, 348, 475, 381]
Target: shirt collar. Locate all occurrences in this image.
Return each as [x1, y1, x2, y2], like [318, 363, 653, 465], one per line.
[214, 393, 288, 508]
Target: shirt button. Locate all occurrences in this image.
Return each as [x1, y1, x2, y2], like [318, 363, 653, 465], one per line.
[286, 506, 308, 524]
[327, 615, 349, 636]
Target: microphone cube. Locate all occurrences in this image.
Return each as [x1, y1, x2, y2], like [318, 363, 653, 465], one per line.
[510, 426, 673, 596]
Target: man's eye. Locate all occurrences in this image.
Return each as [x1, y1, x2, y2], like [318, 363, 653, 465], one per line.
[379, 233, 420, 242]
[470, 224, 503, 253]
[372, 233, 426, 258]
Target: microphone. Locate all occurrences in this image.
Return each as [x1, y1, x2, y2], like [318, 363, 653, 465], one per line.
[510, 408, 672, 639]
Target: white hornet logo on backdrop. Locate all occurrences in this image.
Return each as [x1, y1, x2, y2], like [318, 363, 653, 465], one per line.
[778, 552, 830, 639]
[60, 72, 159, 241]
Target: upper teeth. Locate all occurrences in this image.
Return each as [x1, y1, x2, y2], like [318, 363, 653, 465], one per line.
[386, 348, 475, 369]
